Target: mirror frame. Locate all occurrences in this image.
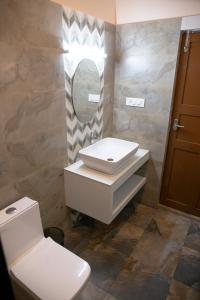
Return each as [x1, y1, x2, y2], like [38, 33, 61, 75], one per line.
[72, 59, 102, 124]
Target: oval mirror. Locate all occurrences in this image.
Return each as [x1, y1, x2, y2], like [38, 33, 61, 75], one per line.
[72, 59, 101, 123]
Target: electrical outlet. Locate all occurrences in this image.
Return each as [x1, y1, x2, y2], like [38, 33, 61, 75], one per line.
[126, 97, 145, 107]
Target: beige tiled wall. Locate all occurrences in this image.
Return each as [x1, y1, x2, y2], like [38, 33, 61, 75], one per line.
[0, 0, 115, 227]
[103, 23, 116, 137]
[0, 0, 68, 227]
[113, 18, 181, 207]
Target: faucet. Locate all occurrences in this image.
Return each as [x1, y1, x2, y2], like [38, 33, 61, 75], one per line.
[90, 131, 98, 144]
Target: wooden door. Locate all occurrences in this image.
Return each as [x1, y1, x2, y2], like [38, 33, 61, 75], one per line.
[161, 31, 200, 217]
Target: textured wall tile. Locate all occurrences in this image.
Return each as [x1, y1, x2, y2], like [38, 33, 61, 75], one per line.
[103, 84, 114, 137]
[113, 18, 181, 206]
[136, 160, 163, 207]
[0, 0, 63, 49]
[0, 91, 12, 186]
[128, 112, 169, 144]
[0, 89, 66, 143]
[0, 0, 67, 227]
[116, 19, 181, 59]
[0, 43, 64, 94]
[63, 10, 115, 162]
[103, 23, 115, 137]
[103, 22, 115, 137]
[0, 184, 22, 210]
[7, 126, 67, 180]
[17, 47, 65, 93]
[15, 157, 67, 227]
[63, 8, 105, 163]
[114, 81, 175, 114]
[104, 55, 115, 85]
[0, 147, 13, 189]
[0, 42, 22, 91]
[113, 109, 130, 132]
[105, 23, 116, 56]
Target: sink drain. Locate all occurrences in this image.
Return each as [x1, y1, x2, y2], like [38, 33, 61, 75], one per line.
[107, 158, 114, 162]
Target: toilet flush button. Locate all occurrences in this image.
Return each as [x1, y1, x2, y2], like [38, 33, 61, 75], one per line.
[6, 207, 17, 215]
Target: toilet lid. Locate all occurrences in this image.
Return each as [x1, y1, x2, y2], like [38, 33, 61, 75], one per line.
[10, 237, 90, 300]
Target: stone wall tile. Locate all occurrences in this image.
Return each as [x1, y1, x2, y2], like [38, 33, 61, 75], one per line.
[0, 89, 66, 143]
[7, 126, 67, 180]
[113, 18, 181, 206]
[0, 0, 63, 49]
[15, 157, 67, 227]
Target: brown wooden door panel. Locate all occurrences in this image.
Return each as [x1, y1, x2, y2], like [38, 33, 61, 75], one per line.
[179, 106, 200, 116]
[167, 149, 200, 205]
[174, 140, 200, 152]
[182, 42, 200, 106]
[161, 31, 200, 217]
[178, 115, 200, 144]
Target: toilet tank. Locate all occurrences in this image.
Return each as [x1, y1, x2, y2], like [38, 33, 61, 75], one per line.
[0, 197, 44, 266]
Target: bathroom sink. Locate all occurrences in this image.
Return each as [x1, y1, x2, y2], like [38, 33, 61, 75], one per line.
[79, 137, 139, 174]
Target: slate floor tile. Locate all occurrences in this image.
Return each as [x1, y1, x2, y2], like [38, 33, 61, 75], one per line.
[63, 204, 200, 300]
[174, 247, 200, 291]
[184, 222, 200, 252]
[115, 222, 144, 241]
[167, 279, 200, 300]
[103, 292, 119, 300]
[64, 226, 94, 251]
[74, 280, 109, 300]
[108, 270, 170, 300]
[129, 219, 181, 278]
[104, 223, 144, 256]
[153, 209, 191, 244]
[128, 204, 156, 229]
[79, 244, 126, 292]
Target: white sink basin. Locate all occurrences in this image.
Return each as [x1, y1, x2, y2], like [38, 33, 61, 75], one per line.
[79, 137, 139, 174]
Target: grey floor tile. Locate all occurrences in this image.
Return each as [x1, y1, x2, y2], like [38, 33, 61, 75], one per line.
[167, 279, 200, 300]
[79, 244, 126, 292]
[108, 271, 170, 300]
[174, 247, 200, 291]
[74, 280, 108, 300]
[153, 208, 191, 244]
[128, 204, 156, 229]
[129, 219, 181, 278]
[184, 222, 200, 252]
[63, 204, 200, 299]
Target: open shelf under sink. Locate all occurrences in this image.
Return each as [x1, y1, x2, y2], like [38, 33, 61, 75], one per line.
[64, 148, 149, 224]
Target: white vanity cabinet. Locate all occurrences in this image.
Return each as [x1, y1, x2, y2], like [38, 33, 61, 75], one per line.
[64, 149, 149, 224]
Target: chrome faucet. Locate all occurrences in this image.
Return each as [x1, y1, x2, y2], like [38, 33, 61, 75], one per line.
[90, 131, 98, 144]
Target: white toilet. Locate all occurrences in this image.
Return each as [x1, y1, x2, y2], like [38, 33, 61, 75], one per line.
[0, 197, 91, 300]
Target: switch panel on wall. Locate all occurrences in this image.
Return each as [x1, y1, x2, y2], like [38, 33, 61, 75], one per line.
[88, 94, 100, 103]
[126, 97, 145, 107]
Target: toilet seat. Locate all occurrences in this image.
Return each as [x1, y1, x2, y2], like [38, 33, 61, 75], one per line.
[10, 237, 91, 300]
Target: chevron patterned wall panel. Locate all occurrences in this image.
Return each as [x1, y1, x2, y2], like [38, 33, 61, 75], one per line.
[63, 7, 105, 164]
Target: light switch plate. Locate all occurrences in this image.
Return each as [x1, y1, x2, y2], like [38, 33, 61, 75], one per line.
[126, 97, 145, 107]
[88, 94, 100, 103]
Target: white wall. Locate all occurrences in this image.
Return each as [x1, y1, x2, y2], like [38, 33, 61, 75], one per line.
[116, 0, 200, 24]
[181, 15, 200, 30]
[52, 0, 116, 24]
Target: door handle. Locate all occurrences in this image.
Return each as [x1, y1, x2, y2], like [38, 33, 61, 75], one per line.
[173, 118, 185, 131]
